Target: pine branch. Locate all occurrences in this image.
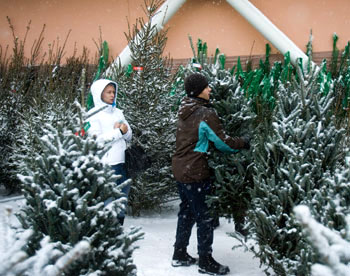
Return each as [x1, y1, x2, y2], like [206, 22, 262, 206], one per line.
[295, 205, 350, 276]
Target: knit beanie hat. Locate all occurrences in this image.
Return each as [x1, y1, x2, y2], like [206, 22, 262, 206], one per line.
[184, 73, 208, 97]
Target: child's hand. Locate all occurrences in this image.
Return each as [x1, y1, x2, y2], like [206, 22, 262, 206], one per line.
[120, 123, 128, 134]
[114, 122, 121, 129]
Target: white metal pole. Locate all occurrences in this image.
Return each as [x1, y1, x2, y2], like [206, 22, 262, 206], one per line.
[105, 0, 187, 76]
[226, 0, 311, 69]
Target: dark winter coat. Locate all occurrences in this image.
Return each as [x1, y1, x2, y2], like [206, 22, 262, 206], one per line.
[172, 96, 247, 183]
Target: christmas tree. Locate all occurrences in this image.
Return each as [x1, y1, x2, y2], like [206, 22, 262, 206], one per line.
[248, 64, 346, 275]
[0, 213, 90, 276]
[293, 157, 350, 276]
[207, 71, 255, 235]
[16, 118, 143, 275]
[113, 0, 178, 214]
[295, 202, 350, 276]
[0, 88, 21, 193]
[12, 100, 81, 177]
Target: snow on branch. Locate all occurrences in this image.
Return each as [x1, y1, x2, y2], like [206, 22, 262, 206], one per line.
[0, 207, 91, 276]
[294, 205, 350, 276]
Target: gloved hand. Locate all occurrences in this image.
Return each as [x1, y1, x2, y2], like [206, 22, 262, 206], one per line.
[241, 135, 251, 150]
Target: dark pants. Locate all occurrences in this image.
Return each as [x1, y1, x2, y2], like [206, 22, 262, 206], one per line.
[105, 163, 130, 219]
[174, 179, 214, 256]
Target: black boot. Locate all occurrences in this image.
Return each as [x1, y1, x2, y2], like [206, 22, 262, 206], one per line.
[198, 254, 230, 275]
[171, 248, 197, 267]
[118, 217, 125, 225]
[212, 216, 220, 229]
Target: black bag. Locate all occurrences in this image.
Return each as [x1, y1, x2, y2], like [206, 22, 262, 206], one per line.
[125, 144, 152, 178]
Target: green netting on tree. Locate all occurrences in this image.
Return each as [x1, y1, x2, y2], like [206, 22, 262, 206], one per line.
[86, 40, 109, 110]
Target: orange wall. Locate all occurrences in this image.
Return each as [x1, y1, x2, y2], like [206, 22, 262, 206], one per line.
[168, 0, 350, 57]
[1, 0, 350, 63]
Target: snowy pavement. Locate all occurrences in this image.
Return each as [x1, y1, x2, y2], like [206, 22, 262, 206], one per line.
[0, 194, 266, 276]
[125, 205, 266, 276]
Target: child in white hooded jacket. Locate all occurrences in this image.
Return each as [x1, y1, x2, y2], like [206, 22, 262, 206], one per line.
[87, 79, 132, 225]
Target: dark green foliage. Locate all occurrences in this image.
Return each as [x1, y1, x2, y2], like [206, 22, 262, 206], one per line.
[17, 120, 142, 275]
[331, 40, 350, 129]
[239, 49, 294, 125]
[86, 40, 109, 110]
[0, 228, 91, 276]
[2, 19, 142, 275]
[313, 164, 350, 235]
[109, 0, 178, 215]
[202, 65, 255, 228]
[331, 33, 340, 78]
[0, 88, 22, 193]
[294, 162, 350, 274]
[249, 67, 346, 275]
[305, 30, 313, 72]
[0, 18, 96, 193]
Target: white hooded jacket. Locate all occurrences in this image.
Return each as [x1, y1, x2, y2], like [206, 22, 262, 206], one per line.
[87, 79, 132, 165]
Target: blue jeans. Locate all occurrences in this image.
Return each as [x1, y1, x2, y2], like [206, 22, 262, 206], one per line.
[174, 179, 214, 256]
[105, 163, 130, 219]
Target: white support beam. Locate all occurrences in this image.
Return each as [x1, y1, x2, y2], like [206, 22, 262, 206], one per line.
[226, 0, 311, 69]
[104, 0, 187, 76]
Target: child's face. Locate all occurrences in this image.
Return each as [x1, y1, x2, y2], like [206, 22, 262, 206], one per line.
[101, 84, 116, 104]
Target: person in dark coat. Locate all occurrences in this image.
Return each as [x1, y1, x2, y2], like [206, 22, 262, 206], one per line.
[171, 73, 250, 275]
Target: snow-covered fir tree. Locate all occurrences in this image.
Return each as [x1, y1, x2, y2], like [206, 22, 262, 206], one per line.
[0, 84, 25, 193]
[310, 158, 350, 234]
[0, 218, 91, 276]
[112, 0, 177, 214]
[207, 71, 255, 235]
[295, 203, 350, 276]
[12, 100, 82, 177]
[248, 64, 346, 275]
[1, 49, 94, 194]
[293, 154, 350, 276]
[16, 119, 143, 275]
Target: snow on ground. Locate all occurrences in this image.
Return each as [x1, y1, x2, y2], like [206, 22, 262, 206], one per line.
[0, 193, 266, 276]
[126, 205, 266, 276]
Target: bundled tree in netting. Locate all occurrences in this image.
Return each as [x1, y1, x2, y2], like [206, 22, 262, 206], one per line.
[328, 36, 350, 130]
[248, 64, 346, 275]
[241, 51, 295, 124]
[16, 118, 143, 275]
[111, 0, 178, 214]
